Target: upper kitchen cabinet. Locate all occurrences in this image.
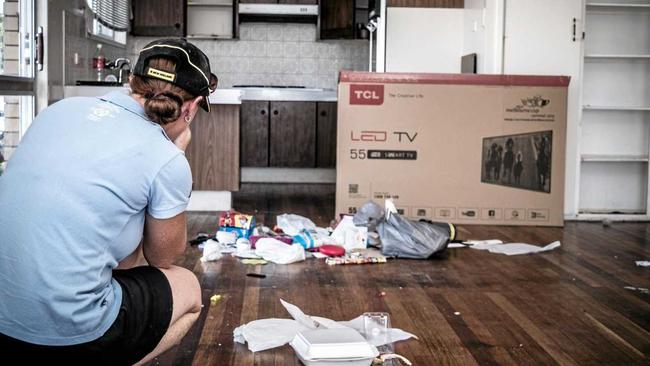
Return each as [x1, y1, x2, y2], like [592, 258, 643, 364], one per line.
[387, 0, 464, 6]
[239, 1, 317, 3]
[319, 0, 375, 40]
[131, 0, 186, 36]
[187, 0, 237, 39]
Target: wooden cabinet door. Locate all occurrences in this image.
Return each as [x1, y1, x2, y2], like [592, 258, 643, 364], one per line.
[320, 0, 354, 39]
[240, 101, 270, 167]
[269, 102, 316, 167]
[132, 0, 186, 36]
[316, 102, 337, 168]
[185, 105, 240, 191]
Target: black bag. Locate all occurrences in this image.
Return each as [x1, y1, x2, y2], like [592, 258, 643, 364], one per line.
[378, 210, 455, 259]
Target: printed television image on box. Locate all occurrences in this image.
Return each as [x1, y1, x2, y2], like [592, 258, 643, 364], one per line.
[481, 131, 552, 193]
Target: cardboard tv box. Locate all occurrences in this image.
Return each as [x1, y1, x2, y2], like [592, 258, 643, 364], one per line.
[336, 71, 569, 226]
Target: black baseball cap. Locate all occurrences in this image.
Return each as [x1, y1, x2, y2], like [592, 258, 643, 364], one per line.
[133, 38, 218, 112]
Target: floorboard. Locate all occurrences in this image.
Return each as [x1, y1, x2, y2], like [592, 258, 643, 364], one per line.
[145, 183, 650, 365]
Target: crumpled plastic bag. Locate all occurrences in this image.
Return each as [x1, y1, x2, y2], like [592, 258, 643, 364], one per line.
[353, 201, 385, 230]
[377, 200, 453, 259]
[254, 238, 305, 264]
[331, 216, 368, 251]
[200, 239, 223, 262]
[276, 214, 317, 236]
[468, 240, 561, 255]
[233, 299, 417, 352]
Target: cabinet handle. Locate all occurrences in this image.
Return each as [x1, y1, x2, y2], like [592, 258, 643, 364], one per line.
[273, 110, 279, 115]
[175, 23, 181, 29]
[260, 110, 266, 115]
[320, 111, 327, 117]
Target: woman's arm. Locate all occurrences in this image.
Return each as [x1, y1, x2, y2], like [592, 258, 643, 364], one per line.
[143, 212, 187, 269]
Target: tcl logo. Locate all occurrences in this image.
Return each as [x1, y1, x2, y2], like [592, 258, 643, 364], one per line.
[350, 84, 384, 105]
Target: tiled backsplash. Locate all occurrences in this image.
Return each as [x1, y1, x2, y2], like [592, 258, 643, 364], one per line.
[128, 23, 370, 90]
[64, 11, 126, 85]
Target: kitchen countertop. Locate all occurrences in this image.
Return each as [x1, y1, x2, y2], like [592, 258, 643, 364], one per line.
[63, 86, 337, 104]
[228, 87, 337, 102]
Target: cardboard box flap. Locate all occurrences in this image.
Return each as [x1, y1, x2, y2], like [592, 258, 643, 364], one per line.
[339, 71, 570, 87]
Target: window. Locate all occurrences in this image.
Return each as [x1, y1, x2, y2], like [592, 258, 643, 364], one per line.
[85, 0, 129, 46]
[0, 0, 35, 173]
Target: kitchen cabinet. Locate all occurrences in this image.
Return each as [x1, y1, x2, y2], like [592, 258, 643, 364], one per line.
[316, 102, 337, 168]
[185, 105, 240, 190]
[270, 102, 317, 167]
[387, 0, 464, 7]
[240, 101, 270, 167]
[320, 0, 377, 40]
[132, 0, 186, 36]
[240, 0, 317, 3]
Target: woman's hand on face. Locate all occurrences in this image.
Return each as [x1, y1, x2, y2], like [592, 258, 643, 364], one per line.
[174, 126, 192, 151]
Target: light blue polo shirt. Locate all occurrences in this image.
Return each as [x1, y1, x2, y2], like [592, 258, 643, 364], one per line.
[0, 91, 192, 345]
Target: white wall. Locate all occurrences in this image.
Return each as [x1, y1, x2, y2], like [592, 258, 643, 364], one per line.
[382, 2, 504, 74]
[463, 0, 504, 74]
[385, 8, 464, 73]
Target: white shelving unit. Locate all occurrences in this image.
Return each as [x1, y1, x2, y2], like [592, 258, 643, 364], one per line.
[578, 0, 650, 220]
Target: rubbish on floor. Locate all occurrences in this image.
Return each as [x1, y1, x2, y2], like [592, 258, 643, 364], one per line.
[236, 238, 252, 253]
[189, 232, 214, 245]
[378, 200, 454, 259]
[277, 214, 317, 236]
[293, 227, 337, 250]
[210, 294, 222, 305]
[218, 210, 256, 239]
[241, 259, 268, 265]
[377, 353, 413, 366]
[255, 238, 306, 264]
[289, 327, 379, 366]
[318, 244, 346, 257]
[233, 299, 416, 353]
[447, 243, 467, 248]
[325, 255, 387, 266]
[233, 249, 262, 259]
[310, 251, 329, 259]
[624, 286, 649, 294]
[635, 261, 650, 267]
[353, 201, 384, 231]
[331, 215, 368, 251]
[200, 239, 223, 262]
[468, 240, 561, 256]
[247, 273, 266, 278]
[216, 230, 238, 244]
[463, 239, 504, 246]
[250, 234, 293, 248]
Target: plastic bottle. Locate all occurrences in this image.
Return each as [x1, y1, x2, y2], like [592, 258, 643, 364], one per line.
[92, 44, 105, 82]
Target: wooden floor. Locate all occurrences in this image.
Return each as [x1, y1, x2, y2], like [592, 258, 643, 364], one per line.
[149, 184, 650, 366]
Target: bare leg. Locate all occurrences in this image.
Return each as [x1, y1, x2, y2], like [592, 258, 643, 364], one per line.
[134, 265, 202, 366]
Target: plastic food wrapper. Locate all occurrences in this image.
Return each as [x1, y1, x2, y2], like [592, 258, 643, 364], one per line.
[200, 239, 223, 262]
[353, 201, 385, 230]
[377, 200, 454, 259]
[233, 299, 417, 353]
[276, 214, 317, 236]
[293, 228, 337, 250]
[254, 238, 306, 264]
[331, 216, 368, 251]
[468, 240, 561, 255]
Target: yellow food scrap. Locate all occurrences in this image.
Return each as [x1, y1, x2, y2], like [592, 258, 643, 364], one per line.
[210, 294, 222, 305]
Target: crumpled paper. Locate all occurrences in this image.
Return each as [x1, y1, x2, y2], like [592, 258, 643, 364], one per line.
[233, 299, 417, 352]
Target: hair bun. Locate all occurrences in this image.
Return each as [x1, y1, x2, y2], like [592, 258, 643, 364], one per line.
[144, 90, 183, 125]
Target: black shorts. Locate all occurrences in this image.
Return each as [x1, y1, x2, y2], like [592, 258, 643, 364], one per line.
[0, 266, 173, 365]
